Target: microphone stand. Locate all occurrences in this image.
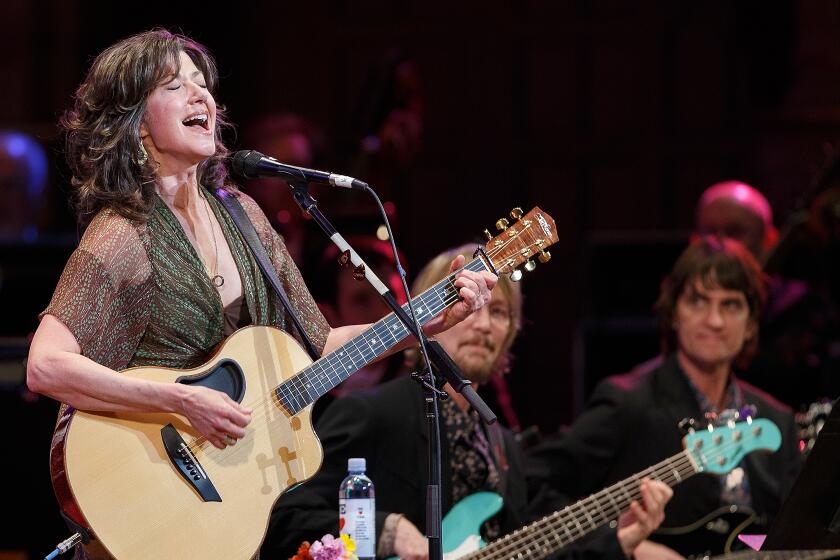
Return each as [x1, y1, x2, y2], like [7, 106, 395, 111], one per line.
[286, 180, 496, 560]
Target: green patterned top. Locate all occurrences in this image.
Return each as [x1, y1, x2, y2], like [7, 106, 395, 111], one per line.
[43, 188, 330, 371]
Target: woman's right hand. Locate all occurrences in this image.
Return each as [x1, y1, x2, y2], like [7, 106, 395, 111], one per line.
[180, 385, 252, 449]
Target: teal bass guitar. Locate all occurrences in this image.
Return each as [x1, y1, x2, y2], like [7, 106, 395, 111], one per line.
[393, 417, 782, 559]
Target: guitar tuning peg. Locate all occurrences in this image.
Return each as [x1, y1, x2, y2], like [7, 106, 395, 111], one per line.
[510, 207, 523, 220]
[538, 250, 551, 264]
[704, 411, 719, 427]
[523, 259, 536, 272]
[495, 218, 509, 232]
[510, 269, 523, 282]
[718, 409, 739, 428]
[483, 228, 493, 241]
[739, 404, 757, 421]
[678, 417, 697, 435]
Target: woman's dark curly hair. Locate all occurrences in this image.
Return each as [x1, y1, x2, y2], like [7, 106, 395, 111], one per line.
[61, 28, 233, 226]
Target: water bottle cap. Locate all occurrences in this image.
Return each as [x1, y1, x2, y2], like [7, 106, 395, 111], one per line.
[348, 457, 366, 472]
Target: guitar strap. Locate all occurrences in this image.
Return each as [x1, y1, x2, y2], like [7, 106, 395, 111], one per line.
[486, 422, 509, 497]
[213, 188, 320, 361]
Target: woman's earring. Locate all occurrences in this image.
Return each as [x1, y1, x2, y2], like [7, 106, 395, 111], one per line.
[136, 141, 148, 166]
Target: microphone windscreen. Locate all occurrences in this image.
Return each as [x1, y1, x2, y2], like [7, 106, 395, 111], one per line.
[229, 150, 265, 179]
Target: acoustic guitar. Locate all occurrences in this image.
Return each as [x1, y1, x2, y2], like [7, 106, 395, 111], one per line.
[54, 207, 557, 559]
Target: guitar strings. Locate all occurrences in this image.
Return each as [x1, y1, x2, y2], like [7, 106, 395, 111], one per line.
[189, 277, 463, 456]
[473, 450, 717, 560]
[469, 461, 693, 559]
[464, 455, 698, 559]
[185, 233, 538, 456]
[462, 431, 762, 560]
[186, 269, 459, 454]
[196, 284, 470, 465]
[191, 229, 544, 458]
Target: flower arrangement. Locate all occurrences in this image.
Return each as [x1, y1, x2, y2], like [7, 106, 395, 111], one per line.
[290, 534, 358, 560]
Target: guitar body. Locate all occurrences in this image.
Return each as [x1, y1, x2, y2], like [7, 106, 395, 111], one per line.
[711, 550, 840, 560]
[385, 491, 504, 560]
[652, 506, 758, 559]
[442, 492, 504, 559]
[60, 326, 323, 560]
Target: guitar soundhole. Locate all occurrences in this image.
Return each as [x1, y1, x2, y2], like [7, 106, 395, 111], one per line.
[176, 359, 246, 403]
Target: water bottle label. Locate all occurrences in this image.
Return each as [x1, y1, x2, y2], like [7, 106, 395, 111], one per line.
[339, 497, 375, 557]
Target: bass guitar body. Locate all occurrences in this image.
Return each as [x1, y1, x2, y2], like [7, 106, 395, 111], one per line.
[61, 326, 321, 560]
[386, 491, 503, 560]
[652, 505, 759, 559]
[441, 492, 504, 559]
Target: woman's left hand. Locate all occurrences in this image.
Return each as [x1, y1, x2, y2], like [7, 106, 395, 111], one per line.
[424, 254, 498, 335]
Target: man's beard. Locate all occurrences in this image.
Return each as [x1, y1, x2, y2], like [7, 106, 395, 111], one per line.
[456, 336, 500, 385]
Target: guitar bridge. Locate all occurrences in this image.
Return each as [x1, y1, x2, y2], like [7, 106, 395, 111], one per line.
[161, 424, 221, 502]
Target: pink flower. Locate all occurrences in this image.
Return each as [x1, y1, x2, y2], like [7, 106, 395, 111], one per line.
[309, 534, 348, 560]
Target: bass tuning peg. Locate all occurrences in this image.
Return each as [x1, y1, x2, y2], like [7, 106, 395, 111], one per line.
[678, 417, 697, 435]
[510, 207, 523, 220]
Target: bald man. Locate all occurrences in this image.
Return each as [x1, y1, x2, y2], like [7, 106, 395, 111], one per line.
[695, 180, 779, 263]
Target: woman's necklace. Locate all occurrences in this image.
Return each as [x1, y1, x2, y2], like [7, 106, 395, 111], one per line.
[200, 193, 225, 288]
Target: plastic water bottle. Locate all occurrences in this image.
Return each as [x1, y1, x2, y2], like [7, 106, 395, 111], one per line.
[339, 457, 375, 560]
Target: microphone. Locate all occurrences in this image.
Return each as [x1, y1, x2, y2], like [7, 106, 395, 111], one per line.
[229, 150, 368, 190]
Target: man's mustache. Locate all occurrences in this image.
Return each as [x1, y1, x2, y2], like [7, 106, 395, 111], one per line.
[460, 336, 496, 352]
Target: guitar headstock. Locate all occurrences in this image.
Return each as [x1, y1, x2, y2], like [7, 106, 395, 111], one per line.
[482, 207, 559, 279]
[684, 418, 782, 475]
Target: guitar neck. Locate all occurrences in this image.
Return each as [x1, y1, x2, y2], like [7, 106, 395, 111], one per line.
[274, 257, 490, 414]
[466, 449, 699, 560]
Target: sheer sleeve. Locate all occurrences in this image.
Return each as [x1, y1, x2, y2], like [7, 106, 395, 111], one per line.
[238, 192, 331, 355]
[41, 210, 154, 371]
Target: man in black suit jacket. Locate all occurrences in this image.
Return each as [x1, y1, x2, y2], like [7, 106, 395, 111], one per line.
[528, 236, 802, 559]
[262, 245, 672, 559]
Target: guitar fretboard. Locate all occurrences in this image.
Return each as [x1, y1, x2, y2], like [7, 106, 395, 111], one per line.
[274, 257, 488, 414]
[463, 449, 700, 560]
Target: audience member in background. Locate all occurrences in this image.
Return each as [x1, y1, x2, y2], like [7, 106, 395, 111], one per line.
[240, 113, 327, 264]
[695, 180, 778, 264]
[0, 130, 49, 242]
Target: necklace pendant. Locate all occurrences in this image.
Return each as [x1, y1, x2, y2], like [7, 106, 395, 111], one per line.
[212, 275, 225, 288]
